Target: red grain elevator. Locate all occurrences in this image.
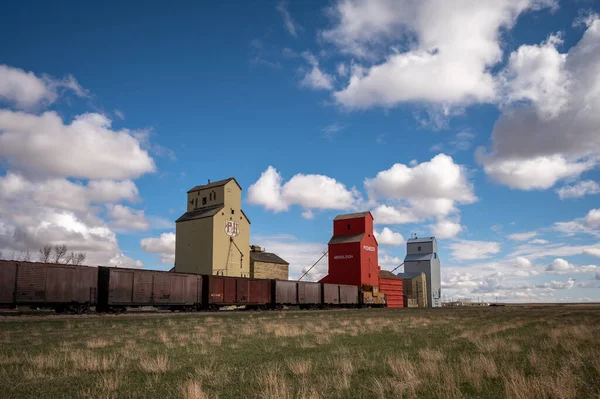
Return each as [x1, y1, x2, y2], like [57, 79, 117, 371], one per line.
[319, 212, 380, 288]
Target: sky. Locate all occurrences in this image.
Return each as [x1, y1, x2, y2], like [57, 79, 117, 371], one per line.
[1, 0, 600, 303]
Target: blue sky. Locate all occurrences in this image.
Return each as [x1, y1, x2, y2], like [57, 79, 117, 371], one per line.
[1, 0, 599, 302]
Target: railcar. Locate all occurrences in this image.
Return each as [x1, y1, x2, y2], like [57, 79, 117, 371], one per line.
[0, 260, 97, 313]
[0, 260, 382, 314]
[97, 266, 202, 312]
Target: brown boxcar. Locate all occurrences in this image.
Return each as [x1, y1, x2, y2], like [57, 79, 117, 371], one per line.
[322, 283, 340, 305]
[274, 280, 297, 305]
[0, 260, 97, 311]
[204, 275, 271, 308]
[298, 281, 321, 305]
[339, 284, 358, 305]
[97, 266, 201, 310]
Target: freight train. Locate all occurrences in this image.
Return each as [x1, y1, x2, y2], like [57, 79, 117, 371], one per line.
[0, 260, 385, 314]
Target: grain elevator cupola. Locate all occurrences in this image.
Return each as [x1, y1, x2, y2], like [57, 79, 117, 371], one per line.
[174, 177, 250, 277]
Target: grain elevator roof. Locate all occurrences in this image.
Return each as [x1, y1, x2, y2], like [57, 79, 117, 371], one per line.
[175, 205, 223, 223]
[328, 233, 364, 245]
[333, 212, 372, 220]
[250, 251, 289, 265]
[187, 177, 242, 193]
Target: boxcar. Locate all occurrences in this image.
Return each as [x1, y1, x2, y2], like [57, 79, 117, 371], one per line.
[298, 281, 321, 309]
[339, 284, 359, 306]
[0, 260, 97, 313]
[204, 275, 271, 309]
[322, 283, 340, 305]
[97, 266, 201, 311]
[273, 280, 298, 306]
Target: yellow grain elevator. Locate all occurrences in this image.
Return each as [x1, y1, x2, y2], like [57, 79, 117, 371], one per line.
[174, 178, 250, 277]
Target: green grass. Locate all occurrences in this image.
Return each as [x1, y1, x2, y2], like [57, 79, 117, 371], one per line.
[1, 305, 600, 398]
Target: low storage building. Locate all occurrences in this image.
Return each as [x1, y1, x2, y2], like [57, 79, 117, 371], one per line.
[396, 271, 428, 308]
[379, 270, 404, 308]
[249, 245, 289, 280]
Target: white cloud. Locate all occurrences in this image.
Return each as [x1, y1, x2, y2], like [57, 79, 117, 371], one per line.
[276, 1, 299, 37]
[336, 63, 348, 77]
[374, 227, 405, 246]
[476, 154, 596, 190]
[0, 111, 155, 179]
[552, 209, 600, 238]
[529, 239, 549, 244]
[0, 65, 87, 109]
[108, 253, 144, 268]
[556, 180, 600, 199]
[247, 166, 287, 212]
[545, 258, 598, 275]
[324, 0, 556, 110]
[514, 257, 533, 268]
[584, 248, 600, 257]
[597, 271, 600, 280]
[508, 231, 538, 241]
[448, 240, 501, 261]
[365, 154, 476, 225]
[477, 18, 600, 190]
[140, 232, 176, 265]
[299, 52, 334, 90]
[431, 219, 463, 239]
[107, 205, 149, 232]
[511, 242, 600, 261]
[501, 34, 570, 119]
[365, 154, 476, 203]
[577, 281, 597, 288]
[536, 278, 575, 290]
[371, 204, 418, 224]
[247, 166, 360, 213]
[585, 209, 600, 228]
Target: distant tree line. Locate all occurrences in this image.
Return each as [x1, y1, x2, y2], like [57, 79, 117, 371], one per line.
[0, 244, 87, 265]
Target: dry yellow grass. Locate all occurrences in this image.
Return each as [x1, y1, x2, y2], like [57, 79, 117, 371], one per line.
[139, 353, 169, 373]
[1, 306, 599, 398]
[87, 338, 109, 348]
[286, 359, 312, 376]
[181, 380, 209, 399]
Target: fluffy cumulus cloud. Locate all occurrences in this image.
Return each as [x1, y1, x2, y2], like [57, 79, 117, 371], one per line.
[365, 154, 476, 226]
[140, 232, 176, 264]
[374, 227, 405, 246]
[107, 205, 149, 232]
[0, 111, 155, 180]
[508, 231, 538, 241]
[546, 258, 598, 275]
[0, 64, 88, 109]
[536, 279, 575, 290]
[247, 166, 360, 216]
[476, 17, 600, 190]
[448, 240, 501, 261]
[514, 257, 533, 268]
[323, 0, 556, 110]
[556, 180, 600, 199]
[431, 219, 463, 239]
[0, 65, 158, 267]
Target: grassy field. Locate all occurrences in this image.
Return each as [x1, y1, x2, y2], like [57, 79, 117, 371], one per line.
[1, 306, 600, 399]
